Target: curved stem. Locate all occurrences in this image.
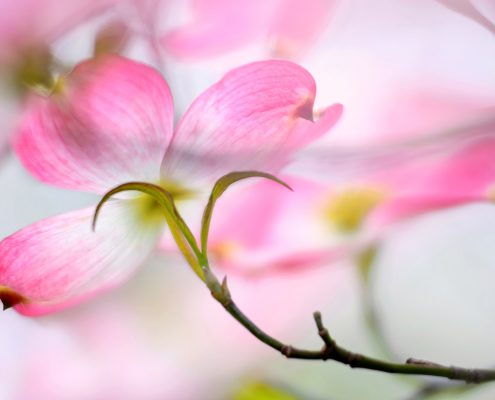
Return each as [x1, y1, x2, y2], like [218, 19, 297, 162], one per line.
[150, 172, 495, 385]
[202, 265, 495, 384]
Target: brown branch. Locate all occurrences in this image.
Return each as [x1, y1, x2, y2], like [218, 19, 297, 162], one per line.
[203, 267, 495, 384]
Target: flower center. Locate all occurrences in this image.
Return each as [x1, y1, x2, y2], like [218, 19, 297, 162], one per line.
[211, 240, 243, 262]
[324, 186, 387, 233]
[11, 47, 55, 95]
[132, 181, 195, 226]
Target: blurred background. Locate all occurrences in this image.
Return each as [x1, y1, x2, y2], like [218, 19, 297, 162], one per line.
[1, 1, 495, 399]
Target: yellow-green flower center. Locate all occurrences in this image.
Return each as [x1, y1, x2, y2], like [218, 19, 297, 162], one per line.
[324, 186, 387, 233]
[132, 181, 195, 227]
[10, 47, 55, 95]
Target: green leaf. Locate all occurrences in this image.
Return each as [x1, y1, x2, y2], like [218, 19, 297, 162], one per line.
[93, 181, 204, 280]
[200, 171, 292, 256]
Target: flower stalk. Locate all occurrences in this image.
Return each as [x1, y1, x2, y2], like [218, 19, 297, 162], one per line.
[96, 172, 495, 384]
[203, 261, 495, 383]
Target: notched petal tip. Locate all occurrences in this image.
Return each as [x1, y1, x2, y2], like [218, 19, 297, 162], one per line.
[0, 286, 27, 311]
[293, 93, 316, 121]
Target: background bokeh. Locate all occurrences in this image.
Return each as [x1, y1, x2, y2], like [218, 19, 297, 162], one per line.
[1, 1, 495, 399]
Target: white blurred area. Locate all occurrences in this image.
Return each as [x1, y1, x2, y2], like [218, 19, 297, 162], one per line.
[1, 1, 495, 399]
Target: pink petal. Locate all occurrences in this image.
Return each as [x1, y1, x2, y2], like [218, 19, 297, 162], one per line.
[161, 0, 273, 60]
[13, 55, 174, 194]
[292, 114, 495, 185]
[368, 196, 482, 232]
[394, 139, 495, 199]
[472, 0, 495, 24]
[372, 88, 495, 143]
[161, 0, 335, 60]
[436, 0, 495, 35]
[161, 60, 342, 184]
[368, 137, 495, 229]
[209, 176, 320, 247]
[0, 200, 162, 316]
[290, 111, 495, 237]
[208, 176, 345, 275]
[268, 0, 337, 58]
[216, 246, 349, 278]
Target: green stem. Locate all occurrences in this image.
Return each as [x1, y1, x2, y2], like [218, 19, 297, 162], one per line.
[164, 214, 204, 280]
[137, 176, 495, 385]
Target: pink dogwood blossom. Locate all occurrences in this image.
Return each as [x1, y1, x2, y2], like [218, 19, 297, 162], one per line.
[207, 176, 351, 276]
[162, 0, 338, 60]
[0, 54, 342, 315]
[0, 0, 125, 160]
[208, 93, 495, 277]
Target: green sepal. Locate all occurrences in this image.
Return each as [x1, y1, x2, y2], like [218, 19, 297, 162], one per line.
[93, 20, 129, 57]
[93, 181, 204, 280]
[200, 171, 292, 256]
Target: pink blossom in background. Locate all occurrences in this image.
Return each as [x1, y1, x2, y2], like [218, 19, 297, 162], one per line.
[0, 54, 342, 315]
[207, 176, 351, 277]
[366, 129, 495, 228]
[0, 0, 117, 158]
[162, 0, 338, 60]
[0, 0, 117, 64]
[208, 87, 495, 277]
[0, 0, 131, 165]
[293, 97, 495, 229]
[0, 0, 174, 164]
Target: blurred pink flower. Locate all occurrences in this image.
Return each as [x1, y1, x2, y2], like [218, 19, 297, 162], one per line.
[0, 54, 342, 316]
[0, 0, 125, 162]
[208, 90, 495, 276]
[0, 0, 117, 64]
[205, 176, 345, 276]
[365, 127, 495, 228]
[162, 0, 338, 60]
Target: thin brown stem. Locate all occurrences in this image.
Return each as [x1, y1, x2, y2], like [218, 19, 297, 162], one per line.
[204, 266, 495, 384]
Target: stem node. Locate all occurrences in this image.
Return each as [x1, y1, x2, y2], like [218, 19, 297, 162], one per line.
[281, 345, 294, 358]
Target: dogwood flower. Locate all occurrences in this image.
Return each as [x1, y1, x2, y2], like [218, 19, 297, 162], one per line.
[0, 0, 122, 91]
[208, 96, 495, 276]
[0, 0, 126, 161]
[0, 54, 342, 316]
[162, 0, 338, 60]
[207, 176, 349, 276]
